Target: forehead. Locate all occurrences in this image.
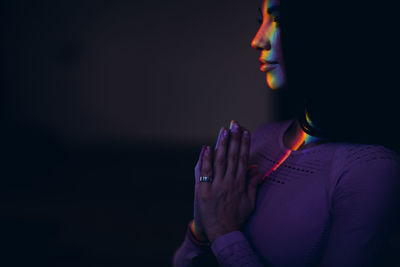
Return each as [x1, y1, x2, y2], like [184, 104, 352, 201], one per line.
[262, 0, 280, 11]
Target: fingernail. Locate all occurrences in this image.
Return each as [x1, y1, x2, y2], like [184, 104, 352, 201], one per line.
[229, 120, 239, 132]
[222, 128, 228, 137]
[229, 120, 235, 130]
[224, 128, 229, 137]
[230, 120, 240, 130]
[232, 123, 240, 132]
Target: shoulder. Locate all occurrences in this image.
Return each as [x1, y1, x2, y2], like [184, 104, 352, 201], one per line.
[336, 143, 400, 171]
[332, 143, 400, 192]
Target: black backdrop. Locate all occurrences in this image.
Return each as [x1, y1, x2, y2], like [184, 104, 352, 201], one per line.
[1, 0, 281, 266]
[4, 0, 397, 266]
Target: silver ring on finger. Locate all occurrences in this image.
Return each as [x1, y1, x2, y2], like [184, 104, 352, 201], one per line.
[199, 176, 213, 183]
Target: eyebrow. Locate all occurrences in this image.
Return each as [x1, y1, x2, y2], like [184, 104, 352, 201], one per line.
[267, 5, 280, 14]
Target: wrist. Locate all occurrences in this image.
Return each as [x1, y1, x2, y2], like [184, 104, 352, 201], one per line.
[190, 219, 208, 241]
[207, 227, 240, 243]
[208, 231, 231, 244]
[187, 220, 210, 247]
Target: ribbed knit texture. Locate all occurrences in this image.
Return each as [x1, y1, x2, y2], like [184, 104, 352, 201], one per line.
[173, 119, 400, 267]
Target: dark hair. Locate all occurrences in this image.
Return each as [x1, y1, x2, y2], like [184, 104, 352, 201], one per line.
[278, 1, 400, 153]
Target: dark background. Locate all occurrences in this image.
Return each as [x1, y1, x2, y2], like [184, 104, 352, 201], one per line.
[1, 0, 290, 266]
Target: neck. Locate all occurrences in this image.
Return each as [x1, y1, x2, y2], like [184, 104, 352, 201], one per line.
[284, 119, 323, 151]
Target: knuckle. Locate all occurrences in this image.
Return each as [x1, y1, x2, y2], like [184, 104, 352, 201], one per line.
[202, 164, 211, 173]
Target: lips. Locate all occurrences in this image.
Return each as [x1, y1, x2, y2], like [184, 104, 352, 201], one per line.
[259, 58, 279, 64]
[260, 63, 277, 72]
[259, 58, 279, 72]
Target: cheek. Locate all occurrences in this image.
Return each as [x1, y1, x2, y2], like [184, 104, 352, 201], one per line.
[272, 28, 283, 62]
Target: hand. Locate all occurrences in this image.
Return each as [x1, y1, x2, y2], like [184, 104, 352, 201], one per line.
[196, 120, 263, 243]
[193, 145, 208, 239]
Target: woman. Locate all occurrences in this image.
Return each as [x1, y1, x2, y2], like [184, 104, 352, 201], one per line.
[173, 0, 400, 266]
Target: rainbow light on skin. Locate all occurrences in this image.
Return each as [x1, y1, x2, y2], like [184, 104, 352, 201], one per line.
[265, 24, 282, 89]
[259, 0, 285, 90]
[258, 111, 319, 184]
[258, 132, 306, 184]
[266, 64, 285, 90]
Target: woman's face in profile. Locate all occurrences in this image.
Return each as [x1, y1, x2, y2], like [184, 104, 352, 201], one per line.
[252, 0, 285, 90]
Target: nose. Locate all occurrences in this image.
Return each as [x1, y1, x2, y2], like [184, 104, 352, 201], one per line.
[251, 26, 272, 50]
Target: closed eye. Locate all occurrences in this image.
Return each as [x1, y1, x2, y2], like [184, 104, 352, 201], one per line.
[258, 6, 280, 25]
[267, 5, 280, 24]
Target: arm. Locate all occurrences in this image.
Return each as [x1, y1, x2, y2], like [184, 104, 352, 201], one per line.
[172, 222, 266, 267]
[210, 230, 265, 267]
[318, 153, 400, 267]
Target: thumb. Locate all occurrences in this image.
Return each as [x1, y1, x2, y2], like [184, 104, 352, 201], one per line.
[247, 166, 265, 207]
[194, 145, 206, 184]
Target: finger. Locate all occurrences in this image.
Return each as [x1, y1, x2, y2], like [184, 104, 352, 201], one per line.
[225, 120, 243, 178]
[199, 146, 214, 189]
[213, 127, 229, 181]
[195, 145, 206, 185]
[214, 127, 224, 151]
[247, 168, 264, 208]
[230, 120, 246, 132]
[236, 130, 250, 190]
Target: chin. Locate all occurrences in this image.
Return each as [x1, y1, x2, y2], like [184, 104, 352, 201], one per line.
[266, 72, 286, 90]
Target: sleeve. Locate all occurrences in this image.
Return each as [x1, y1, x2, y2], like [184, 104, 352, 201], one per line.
[172, 222, 214, 267]
[173, 224, 266, 266]
[318, 152, 400, 267]
[210, 231, 265, 266]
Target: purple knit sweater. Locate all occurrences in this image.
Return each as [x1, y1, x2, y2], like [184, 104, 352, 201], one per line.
[173, 119, 400, 267]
